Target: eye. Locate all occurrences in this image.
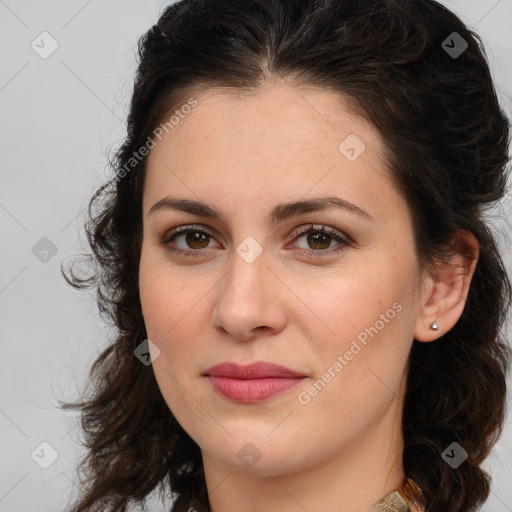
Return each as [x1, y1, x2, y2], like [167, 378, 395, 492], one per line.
[159, 225, 219, 256]
[159, 223, 351, 257]
[286, 224, 351, 256]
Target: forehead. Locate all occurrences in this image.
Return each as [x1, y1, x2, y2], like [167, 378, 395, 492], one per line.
[142, 83, 405, 226]
[146, 84, 390, 178]
[172, 84, 383, 150]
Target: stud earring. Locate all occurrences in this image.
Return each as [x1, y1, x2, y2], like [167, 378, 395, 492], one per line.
[429, 321, 439, 331]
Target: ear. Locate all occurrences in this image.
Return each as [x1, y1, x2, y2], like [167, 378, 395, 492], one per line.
[414, 230, 480, 342]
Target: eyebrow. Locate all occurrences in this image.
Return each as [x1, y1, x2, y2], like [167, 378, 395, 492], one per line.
[148, 196, 373, 224]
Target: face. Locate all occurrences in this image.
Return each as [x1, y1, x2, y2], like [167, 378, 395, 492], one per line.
[139, 83, 426, 476]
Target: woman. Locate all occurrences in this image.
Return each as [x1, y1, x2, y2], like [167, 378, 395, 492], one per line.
[60, 0, 512, 511]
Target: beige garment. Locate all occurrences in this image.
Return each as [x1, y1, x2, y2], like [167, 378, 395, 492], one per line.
[367, 479, 425, 512]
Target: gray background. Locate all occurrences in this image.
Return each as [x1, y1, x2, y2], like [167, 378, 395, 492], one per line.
[1, 1, 511, 511]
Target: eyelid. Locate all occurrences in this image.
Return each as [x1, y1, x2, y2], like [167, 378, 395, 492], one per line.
[160, 224, 220, 246]
[287, 223, 352, 245]
[159, 223, 351, 257]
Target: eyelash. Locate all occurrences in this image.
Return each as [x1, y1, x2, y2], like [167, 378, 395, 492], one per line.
[159, 223, 351, 258]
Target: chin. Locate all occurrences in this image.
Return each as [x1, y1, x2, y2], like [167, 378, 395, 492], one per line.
[202, 434, 316, 477]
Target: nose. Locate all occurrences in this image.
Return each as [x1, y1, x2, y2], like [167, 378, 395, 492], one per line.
[210, 247, 287, 342]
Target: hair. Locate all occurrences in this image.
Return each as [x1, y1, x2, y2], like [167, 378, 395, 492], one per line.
[60, 0, 512, 511]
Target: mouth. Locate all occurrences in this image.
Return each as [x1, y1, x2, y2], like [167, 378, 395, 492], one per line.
[203, 361, 307, 403]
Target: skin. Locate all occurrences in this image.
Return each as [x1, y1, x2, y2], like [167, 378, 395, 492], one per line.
[138, 82, 479, 512]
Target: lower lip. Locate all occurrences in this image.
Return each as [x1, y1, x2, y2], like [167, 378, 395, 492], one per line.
[207, 376, 305, 403]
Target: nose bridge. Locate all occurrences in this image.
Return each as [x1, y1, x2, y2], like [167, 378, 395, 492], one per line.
[211, 241, 286, 339]
[221, 244, 270, 315]
[220, 217, 270, 301]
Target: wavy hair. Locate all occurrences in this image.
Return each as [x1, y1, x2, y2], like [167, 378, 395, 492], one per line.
[60, 0, 512, 511]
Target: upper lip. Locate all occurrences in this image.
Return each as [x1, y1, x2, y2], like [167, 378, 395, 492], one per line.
[203, 361, 306, 379]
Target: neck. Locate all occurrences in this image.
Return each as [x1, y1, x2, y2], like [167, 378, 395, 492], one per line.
[202, 395, 406, 512]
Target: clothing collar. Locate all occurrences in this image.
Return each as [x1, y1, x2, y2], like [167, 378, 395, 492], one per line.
[367, 478, 425, 512]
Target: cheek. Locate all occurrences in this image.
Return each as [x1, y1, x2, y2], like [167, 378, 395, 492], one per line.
[139, 252, 212, 373]
[140, 276, 197, 359]
[139, 245, 193, 337]
[139, 261, 207, 431]
[294, 273, 412, 420]
[291, 259, 415, 397]
[291, 267, 401, 344]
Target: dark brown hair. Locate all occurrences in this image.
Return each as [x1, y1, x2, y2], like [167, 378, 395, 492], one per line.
[60, 1, 512, 511]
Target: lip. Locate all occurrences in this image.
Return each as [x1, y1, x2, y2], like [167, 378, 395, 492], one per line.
[203, 362, 307, 403]
[204, 361, 307, 379]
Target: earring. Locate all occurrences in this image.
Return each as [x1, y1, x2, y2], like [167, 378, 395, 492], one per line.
[429, 321, 439, 331]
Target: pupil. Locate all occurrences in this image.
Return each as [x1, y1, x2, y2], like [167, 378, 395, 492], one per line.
[309, 232, 329, 249]
[187, 232, 208, 248]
